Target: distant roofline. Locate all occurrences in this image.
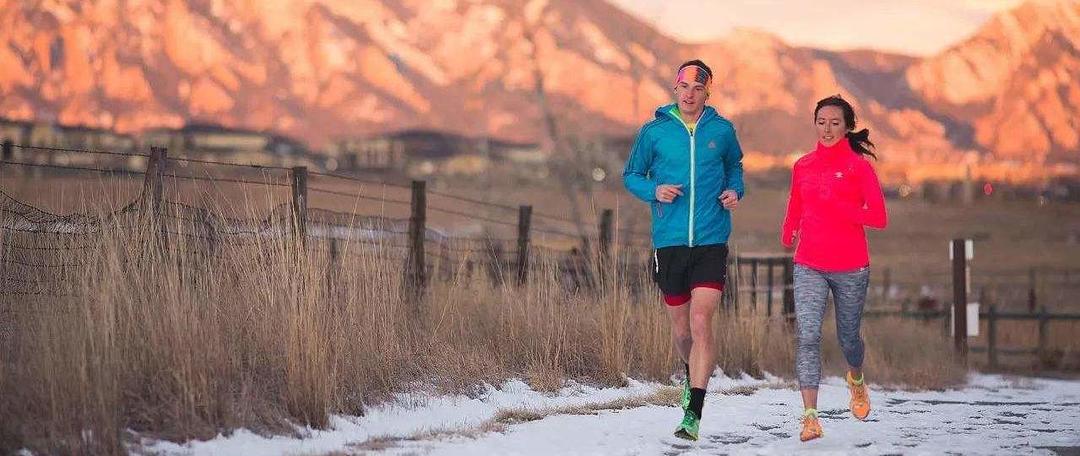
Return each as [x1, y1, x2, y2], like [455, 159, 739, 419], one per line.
[0, 116, 34, 127]
[0, 116, 136, 137]
[145, 122, 306, 147]
[338, 128, 542, 148]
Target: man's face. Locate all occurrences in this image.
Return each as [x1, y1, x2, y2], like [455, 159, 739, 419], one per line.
[675, 80, 708, 117]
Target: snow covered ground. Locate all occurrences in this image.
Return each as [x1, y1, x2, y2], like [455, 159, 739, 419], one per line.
[144, 373, 1080, 456]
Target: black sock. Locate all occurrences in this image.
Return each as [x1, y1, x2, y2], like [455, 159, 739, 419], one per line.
[689, 388, 706, 417]
[684, 363, 690, 382]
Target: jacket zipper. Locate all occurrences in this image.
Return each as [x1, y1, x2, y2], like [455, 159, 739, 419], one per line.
[688, 128, 696, 247]
[669, 108, 705, 247]
[685, 114, 702, 247]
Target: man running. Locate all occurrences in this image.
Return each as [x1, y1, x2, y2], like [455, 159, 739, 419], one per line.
[623, 59, 746, 441]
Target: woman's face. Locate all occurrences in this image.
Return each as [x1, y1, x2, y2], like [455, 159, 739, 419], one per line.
[815, 105, 847, 147]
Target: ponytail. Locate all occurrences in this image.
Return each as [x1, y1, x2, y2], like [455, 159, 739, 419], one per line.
[846, 128, 876, 159]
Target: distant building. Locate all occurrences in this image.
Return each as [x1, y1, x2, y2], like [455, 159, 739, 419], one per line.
[333, 131, 630, 178]
[141, 123, 309, 167]
[332, 129, 498, 176]
[487, 138, 544, 164]
[0, 118, 135, 167]
[29, 124, 136, 153]
[0, 118, 32, 146]
[330, 135, 406, 171]
[388, 129, 469, 162]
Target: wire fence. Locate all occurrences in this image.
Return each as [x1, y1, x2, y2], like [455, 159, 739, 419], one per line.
[0, 143, 660, 297]
[7, 142, 1074, 309]
[11, 143, 149, 158]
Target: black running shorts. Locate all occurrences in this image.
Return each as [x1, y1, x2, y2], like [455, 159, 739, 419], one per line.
[653, 243, 729, 306]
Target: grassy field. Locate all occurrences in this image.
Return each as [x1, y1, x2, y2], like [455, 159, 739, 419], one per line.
[0, 172, 978, 454]
[0, 235, 965, 454]
[10, 167, 1078, 313]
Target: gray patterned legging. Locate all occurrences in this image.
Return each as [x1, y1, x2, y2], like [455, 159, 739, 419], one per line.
[794, 264, 870, 390]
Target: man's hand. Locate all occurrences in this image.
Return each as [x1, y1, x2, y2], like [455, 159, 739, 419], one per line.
[655, 184, 684, 203]
[719, 190, 739, 210]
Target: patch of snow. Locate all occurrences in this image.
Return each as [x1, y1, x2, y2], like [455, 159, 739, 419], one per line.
[142, 370, 767, 455]
[141, 372, 1080, 455]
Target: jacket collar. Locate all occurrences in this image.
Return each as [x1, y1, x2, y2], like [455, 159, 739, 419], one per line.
[814, 138, 855, 160]
[656, 104, 717, 129]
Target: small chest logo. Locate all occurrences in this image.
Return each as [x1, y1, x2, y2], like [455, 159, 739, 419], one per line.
[834, 172, 844, 179]
[708, 140, 717, 149]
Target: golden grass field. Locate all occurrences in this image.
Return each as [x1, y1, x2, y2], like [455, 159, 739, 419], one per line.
[5, 169, 1078, 300]
[1, 167, 1076, 453]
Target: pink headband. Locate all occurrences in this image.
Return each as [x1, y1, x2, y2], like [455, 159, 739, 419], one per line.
[674, 65, 712, 92]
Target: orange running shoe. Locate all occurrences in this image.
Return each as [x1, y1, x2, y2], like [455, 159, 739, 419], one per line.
[847, 371, 871, 420]
[800, 409, 823, 442]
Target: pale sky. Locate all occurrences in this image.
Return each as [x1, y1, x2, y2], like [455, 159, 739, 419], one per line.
[608, 0, 1028, 55]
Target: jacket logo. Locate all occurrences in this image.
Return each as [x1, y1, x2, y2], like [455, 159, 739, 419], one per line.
[835, 172, 844, 179]
[708, 141, 717, 149]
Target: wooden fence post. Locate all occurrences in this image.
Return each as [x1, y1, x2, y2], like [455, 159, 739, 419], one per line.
[730, 256, 740, 312]
[750, 258, 759, 313]
[598, 209, 613, 262]
[141, 146, 168, 246]
[1037, 305, 1049, 367]
[516, 205, 532, 285]
[197, 208, 216, 260]
[1, 139, 12, 162]
[406, 180, 427, 294]
[987, 304, 998, 369]
[597, 209, 613, 289]
[0, 228, 7, 286]
[1028, 268, 1037, 313]
[766, 258, 775, 317]
[290, 166, 309, 246]
[326, 237, 340, 298]
[141, 146, 166, 216]
[951, 238, 969, 359]
[0, 139, 10, 183]
[782, 257, 795, 317]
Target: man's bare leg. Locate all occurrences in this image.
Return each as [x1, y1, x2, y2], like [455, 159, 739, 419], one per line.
[688, 287, 721, 388]
[665, 303, 693, 368]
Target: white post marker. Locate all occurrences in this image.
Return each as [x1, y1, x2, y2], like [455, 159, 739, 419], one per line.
[951, 302, 981, 337]
[949, 239, 978, 337]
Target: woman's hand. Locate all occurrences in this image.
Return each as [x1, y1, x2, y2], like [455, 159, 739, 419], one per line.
[781, 231, 797, 250]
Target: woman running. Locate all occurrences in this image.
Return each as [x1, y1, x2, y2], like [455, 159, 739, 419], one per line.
[780, 95, 888, 442]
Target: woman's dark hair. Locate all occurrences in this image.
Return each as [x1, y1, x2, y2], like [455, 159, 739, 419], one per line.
[678, 59, 713, 79]
[814, 95, 876, 159]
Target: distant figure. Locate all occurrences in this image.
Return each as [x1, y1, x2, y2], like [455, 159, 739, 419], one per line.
[917, 285, 939, 311]
[623, 59, 746, 441]
[780, 95, 889, 442]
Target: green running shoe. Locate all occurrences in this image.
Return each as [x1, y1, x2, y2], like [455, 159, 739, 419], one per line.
[680, 376, 691, 411]
[673, 409, 700, 441]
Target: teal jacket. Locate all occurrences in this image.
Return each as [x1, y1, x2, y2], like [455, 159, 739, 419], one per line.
[623, 104, 745, 248]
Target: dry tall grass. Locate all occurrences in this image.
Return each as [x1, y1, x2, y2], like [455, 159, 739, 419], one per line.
[0, 197, 966, 454]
